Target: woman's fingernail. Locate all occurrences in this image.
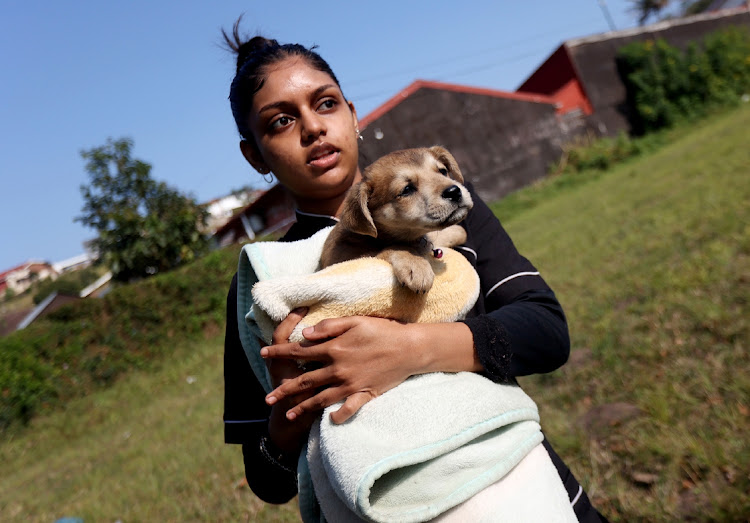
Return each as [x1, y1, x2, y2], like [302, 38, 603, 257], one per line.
[260, 348, 268, 357]
[287, 411, 297, 421]
[292, 307, 308, 315]
[266, 395, 276, 405]
[302, 326, 313, 336]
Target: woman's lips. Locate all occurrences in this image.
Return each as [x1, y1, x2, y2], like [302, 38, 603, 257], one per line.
[308, 145, 340, 169]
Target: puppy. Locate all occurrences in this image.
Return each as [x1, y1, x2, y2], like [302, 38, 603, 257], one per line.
[320, 146, 473, 293]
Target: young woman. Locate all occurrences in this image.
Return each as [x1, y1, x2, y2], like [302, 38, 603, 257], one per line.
[222, 20, 607, 522]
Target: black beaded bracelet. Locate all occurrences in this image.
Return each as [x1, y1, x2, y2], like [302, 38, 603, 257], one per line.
[259, 435, 297, 476]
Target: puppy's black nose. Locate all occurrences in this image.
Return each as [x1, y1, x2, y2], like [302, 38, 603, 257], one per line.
[442, 185, 462, 203]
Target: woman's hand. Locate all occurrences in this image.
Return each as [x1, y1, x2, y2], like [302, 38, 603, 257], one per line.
[265, 308, 318, 453]
[262, 316, 422, 424]
[261, 316, 477, 425]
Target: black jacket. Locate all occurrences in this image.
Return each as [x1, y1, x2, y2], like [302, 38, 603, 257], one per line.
[223, 185, 605, 521]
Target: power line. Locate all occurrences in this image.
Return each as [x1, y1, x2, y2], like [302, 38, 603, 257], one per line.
[343, 16, 603, 90]
[597, 0, 618, 31]
[350, 45, 552, 103]
[433, 48, 553, 83]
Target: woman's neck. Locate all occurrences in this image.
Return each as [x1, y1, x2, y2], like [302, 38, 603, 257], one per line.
[295, 168, 361, 218]
[295, 192, 348, 219]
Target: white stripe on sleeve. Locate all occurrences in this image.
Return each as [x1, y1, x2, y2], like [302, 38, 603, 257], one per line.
[485, 271, 541, 298]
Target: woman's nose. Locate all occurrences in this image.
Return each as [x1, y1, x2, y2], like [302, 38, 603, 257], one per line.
[300, 110, 326, 142]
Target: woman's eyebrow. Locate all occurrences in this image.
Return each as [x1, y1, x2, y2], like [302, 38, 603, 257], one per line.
[257, 84, 338, 114]
[257, 100, 287, 114]
[311, 84, 337, 99]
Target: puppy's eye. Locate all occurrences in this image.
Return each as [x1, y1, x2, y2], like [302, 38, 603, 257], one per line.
[438, 167, 448, 176]
[399, 183, 416, 197]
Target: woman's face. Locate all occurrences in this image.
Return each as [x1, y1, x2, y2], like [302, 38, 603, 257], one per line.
[242, 56, 361, 215]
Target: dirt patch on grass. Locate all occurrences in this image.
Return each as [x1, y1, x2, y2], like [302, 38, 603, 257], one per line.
[579, 402, 641, 437]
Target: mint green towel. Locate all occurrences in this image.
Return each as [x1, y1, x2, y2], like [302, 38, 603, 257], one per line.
[237, 228, 575, 522]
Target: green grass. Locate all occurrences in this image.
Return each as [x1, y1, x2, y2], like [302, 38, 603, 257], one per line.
[0, 335, 300, 522]
[0, 105, 747, 521]
[505, 105, 750, 521]
[0, 245, 242, 432]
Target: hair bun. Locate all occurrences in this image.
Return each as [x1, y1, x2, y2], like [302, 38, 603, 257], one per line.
[236, 36, 279, 74]
[222, 16, 280, 74]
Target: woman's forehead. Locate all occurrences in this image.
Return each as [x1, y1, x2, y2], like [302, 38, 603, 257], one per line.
[254, 57, 339, 108]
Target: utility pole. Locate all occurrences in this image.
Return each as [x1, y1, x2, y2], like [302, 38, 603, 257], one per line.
[597, 0, 618, 31]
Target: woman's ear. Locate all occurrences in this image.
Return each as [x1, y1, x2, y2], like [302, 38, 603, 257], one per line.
[348, 101, 359, 133]
[240, 140, 270, 174]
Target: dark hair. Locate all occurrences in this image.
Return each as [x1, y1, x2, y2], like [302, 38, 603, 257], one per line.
[222, 16, 344, 141]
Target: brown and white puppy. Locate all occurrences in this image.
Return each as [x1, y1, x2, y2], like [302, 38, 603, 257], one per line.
[320, 146, 473, 293]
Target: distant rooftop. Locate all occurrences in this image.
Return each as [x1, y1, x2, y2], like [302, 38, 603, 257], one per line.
[566, 4, 749, 47]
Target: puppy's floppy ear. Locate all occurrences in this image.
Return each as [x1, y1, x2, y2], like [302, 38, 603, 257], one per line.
[429, 146, 464, 184]
[339, 180, 377, 237]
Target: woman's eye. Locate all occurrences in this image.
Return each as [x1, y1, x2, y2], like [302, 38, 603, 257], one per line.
[399, 183, 416, 197]
[318, 99, 336, 111]
[270, 115, 293, 130]
[438, 167, 448, 176]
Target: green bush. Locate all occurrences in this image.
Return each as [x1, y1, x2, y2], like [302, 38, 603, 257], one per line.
[0, 245, 242, 433]
[552, 130, 667, 176]
[563, 132, 633, 173]
[0, 336, 56, 428]
[618, 26, 750, 133]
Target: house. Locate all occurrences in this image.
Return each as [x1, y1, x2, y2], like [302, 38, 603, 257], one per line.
[0, 261, 58, 297]
[517, 6, 750, 136]
[210, 6, 750, 237]
[1, 271, 114, 334]
[15, 292, 81, 331]
[357, 79, 588, 203]
[79, 271, 113, 298]
[52, 253, 95, 274]
[212, 183, 296, 248]
[202, 188, 262, 233]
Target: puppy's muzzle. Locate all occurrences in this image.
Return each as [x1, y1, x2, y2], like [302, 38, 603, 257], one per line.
[443, 185, 463, 203]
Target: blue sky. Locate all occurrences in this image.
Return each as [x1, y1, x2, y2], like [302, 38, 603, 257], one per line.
[0, 0, 645, 271]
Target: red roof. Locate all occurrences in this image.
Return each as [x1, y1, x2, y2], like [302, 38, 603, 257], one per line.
[358, 79, 560, 129]
[517, 45, 594, 116]
[0, 260, 54, 282]
[0, 262, 31, 282]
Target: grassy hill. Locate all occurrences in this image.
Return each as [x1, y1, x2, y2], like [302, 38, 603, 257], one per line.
[506, 105, 749, 520]
[0, 245, 242, 432]
[1, 105, 748, 521]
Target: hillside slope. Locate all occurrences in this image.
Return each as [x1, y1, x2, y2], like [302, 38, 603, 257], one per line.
[507, 105, 749, 521]
[0, 105, 748, 521]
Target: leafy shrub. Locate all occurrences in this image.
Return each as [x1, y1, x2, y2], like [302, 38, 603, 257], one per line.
[552, 131, 667, 176]
[618, 27, 750, 133]
[0, 245, 242, 433]
[0, 336, 56, 428]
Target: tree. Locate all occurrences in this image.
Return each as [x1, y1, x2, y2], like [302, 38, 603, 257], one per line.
[76, 138, 209, 282]
[630, 0, 672, 25]
[629, 0, 715, 25]
[682, 0, 716, 16]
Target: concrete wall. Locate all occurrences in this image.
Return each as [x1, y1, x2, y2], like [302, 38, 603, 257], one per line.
[358, 87, 587, 203]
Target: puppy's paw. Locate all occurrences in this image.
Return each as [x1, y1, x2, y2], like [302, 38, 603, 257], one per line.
[394, 260, 434, 293]
[427, 225, 466, 248]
